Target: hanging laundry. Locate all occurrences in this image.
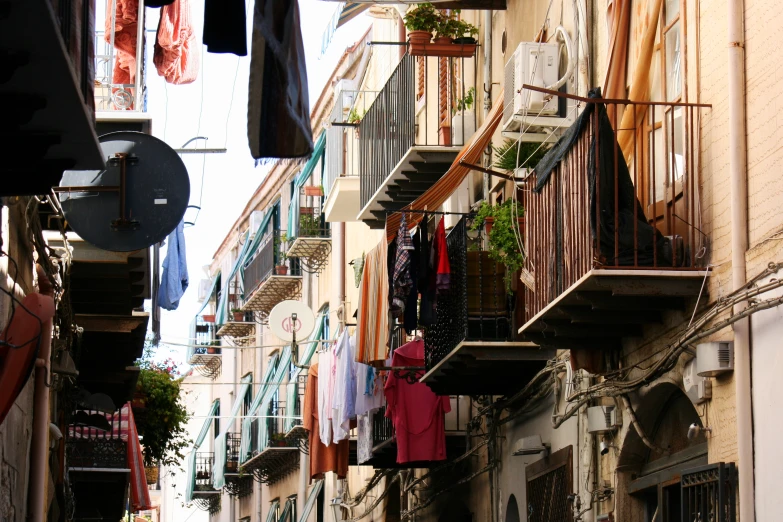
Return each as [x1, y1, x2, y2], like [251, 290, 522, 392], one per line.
[354, 361, 384, 417]
[317, 343, 336, 446]
[247, 0, 314, 162]
[356, 411, 374, 464]
[158, 220, 188, 310]
[105, 0, 139, 106]
[356, 239, 389, 366]
[384, 339, 450, 464]
[391, 215, 414, 318]
[331, 331, 356, 441]
[431, 218, 451, 293]
[350, 253, 365, 289]
[404, 229, 420, 335]
[418, 221, 436, 327]
[203, 0, 247, 56]
[303, 363, 349, 481]
[154, 0, 200, 85]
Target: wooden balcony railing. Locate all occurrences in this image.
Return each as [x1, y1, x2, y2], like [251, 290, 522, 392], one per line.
[522, 90, 709, 323]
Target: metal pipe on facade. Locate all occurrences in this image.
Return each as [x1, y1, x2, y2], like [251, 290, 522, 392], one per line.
[482, 9, 493, 200]
[29, 266, 55, 522]
[728, 0, 754, 518]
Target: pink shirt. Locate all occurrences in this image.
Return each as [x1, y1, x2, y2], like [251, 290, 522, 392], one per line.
[384, 339, 451, 464]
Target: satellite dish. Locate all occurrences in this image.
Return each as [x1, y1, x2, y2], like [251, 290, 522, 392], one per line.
[58, 131, 190, 252]
[269, 301, 315, 342]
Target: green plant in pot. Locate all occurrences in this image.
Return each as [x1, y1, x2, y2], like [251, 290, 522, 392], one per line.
[134, 350, 191, 468]
[493, 139, 551, 172]
[269, 432, 289, 447]
[275, 233, 289, 275]
[231, 307, 244, 322]
[299, 213, 321, 237]
[433, 11, 459, 43]
[470, 199, 525, 291]
[453, 19, 479, 44]
[403, 3, 441, 44]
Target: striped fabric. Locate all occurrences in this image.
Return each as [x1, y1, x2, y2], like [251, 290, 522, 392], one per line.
[384, 92, 505, 243]
[297, 479, 324, 522]
[68, 403, 152, 512]
[266, 500, 280, 522]
[356, 237, 389, 365]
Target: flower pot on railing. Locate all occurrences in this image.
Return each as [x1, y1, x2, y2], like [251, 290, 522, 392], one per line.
[407, 30, 433, 45]
[483, 216, 494, 235]
[303, 186, 323, 197]
[232, 311, 245, 322]
[145, 466, 159, 485]
[207, 346, 219, 354]
[202, 314, 216, 323]
[433, 36, 452, 44]
[275, 265, 288, 276]
[453, 36, 477, 45]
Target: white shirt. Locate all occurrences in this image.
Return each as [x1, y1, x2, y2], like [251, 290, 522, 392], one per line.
[331, 331, 355, 442]
[317, 346, 335, 446]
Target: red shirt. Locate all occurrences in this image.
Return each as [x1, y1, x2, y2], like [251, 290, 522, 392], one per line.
[384, 339, 451, 464]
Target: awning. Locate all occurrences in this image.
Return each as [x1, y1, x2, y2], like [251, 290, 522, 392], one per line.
[216, 232, 251, 325]
[278, 498, 295, 522]
[288, 132, 327, 240]
[297, 480, 325, 522]
[266, 500, 280, 522]
[240, 351, 281, 462]
[195, 272, 221, 316]
[186, 399, 220, 502]
[242, 207, 276, 273]
[285, 313, 327, 431]
[385, 91, 505, 243]
[212, 374, 254, 488]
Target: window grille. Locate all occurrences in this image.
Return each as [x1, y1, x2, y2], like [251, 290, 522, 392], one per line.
[525, 446, 573, 522]
[681, 463, 736, 522]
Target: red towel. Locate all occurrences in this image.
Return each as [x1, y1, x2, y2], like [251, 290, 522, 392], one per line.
[432, 218, 451, 292]
[154, 0, 199, 84]
[105, 0, 139, 107]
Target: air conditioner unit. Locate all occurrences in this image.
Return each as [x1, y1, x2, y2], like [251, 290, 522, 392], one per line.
[696, 342, 734, 377]
[683, 358, 712, 404]
[512, 435, 549, 456]
[249, 210, 265, 238]
[587, 406, 621, 434]
[197, 278, 212, 302]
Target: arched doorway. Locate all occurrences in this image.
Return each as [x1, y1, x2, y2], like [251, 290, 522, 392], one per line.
[617, 383, 707, 522]
[505, 494, 520, 522]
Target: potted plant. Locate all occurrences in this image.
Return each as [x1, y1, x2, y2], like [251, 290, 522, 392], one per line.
[145, 465, 159, 485]
[201, 314, 216, 323]
[493, 139, 551, 179]
[433, 12, 459, 44]
[452, 87, 476, 144]
[206, 340, 220, 354]
[269, 433, 289, 447]
[453, 19, 479, 44]
[134, 350, 191, 470]
[231, 308, 245, 322]
[403, 3, 441, 44]
[275, 233, 289, 275]
[299, 213, 321, 237]
[304, 185, 324, 197]
[471, 199, 526, 291]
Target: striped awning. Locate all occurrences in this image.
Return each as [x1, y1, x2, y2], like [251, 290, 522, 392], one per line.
[321, 2, 371, 55]
[385, 91, 505, 242]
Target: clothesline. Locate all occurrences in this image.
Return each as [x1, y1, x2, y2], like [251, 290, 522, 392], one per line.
[160, 338, 341, 350]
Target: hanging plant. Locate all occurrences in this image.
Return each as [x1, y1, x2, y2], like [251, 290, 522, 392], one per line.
[471, 199, 525, 291]
[135, 349, 191, 467]
[493, 139, 551, 172]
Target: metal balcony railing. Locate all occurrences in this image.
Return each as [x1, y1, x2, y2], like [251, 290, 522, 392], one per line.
[194, 452, 216, 491]
[67, 408, 129, 469]
[372, 395, 469, 450]
[226, 433, 242, 473]
[243, 231, 300, 298]
[522, 94, 708, 322]
[295, 192, 330, 240]
[359, 53, 478, 209]
[424, 217, 513, 371]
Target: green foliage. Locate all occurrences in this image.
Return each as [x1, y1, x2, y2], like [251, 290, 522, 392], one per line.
[471, 199, 525, 291]
[454, 87, 475, 114]
[347, 107, 366, 124]
[492, 139, 551, 172]
[299, 213, 321, 237]
[403, 3, 441, 32]
[452, 18, 478, 39]
[275, 233, 288, 263]
[135, 350, 190, 467]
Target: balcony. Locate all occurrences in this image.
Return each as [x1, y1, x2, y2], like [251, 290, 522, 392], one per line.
[224, 433, 253, 498]
[240, 402, 301, 484]
[1, 0, 105, 196]
[241, 231, 303, 322]
[420, 217, 555, 396]
[356, 53, 478, 228]
[192, 452, 220, 499]
[284, 374, 308, 440]
[362, 396, 469, 469]
[518, 92, 709, 370]
[286, 189, 332, 273]
[216, 310, 256, 347]
[67, 408, 131, 522]
[188, 319, 222, 378]
[323, 89, 379, 223]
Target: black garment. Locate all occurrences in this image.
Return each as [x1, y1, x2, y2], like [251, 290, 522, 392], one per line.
[203, 0, 247, 56]
[145, 0, 175, 6]
[403, 232, 420, 335]
[418, 224, 436, 327]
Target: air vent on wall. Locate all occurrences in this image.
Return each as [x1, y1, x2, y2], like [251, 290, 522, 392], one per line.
[696, 342, 734, 377]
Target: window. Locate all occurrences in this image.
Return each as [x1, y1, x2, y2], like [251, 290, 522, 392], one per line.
[242, 374, 253, 416]
[213, 399, 221, 438]
[525, 446, 573, 522]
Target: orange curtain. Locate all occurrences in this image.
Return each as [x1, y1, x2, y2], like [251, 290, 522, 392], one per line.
[603, 0, 632, 124]
[385, 91, 504, 243]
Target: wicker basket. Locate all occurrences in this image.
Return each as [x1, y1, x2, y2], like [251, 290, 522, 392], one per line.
[145, 466, 159, 485]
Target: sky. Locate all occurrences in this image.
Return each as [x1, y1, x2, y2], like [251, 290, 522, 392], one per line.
[143, 1, 371, 364]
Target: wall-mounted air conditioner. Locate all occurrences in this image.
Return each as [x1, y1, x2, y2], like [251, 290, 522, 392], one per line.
[501, 28, 577, 142]
[587, 405, 621, 434]
[696, 342, 734, 377]
[683, 358, 712, 404]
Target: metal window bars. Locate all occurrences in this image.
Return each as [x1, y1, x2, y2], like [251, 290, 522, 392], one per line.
[67, 407, 128, 469]
[681, 463, 737, 522]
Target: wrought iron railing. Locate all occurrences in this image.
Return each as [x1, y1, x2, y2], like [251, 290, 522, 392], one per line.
[194, 452, 216, 490]
[359, 53, 478, 209]
[372, 395, 469, 450]
[265, 401, 294, 448]
[424, 217, 513, 371]
[226, 433, 241, 473]
[681, 463, 736, 522]
[243, 231, 300, 297]
[296, 190, 330, 239]
[67, 407, 129, 469]
[522, 94, 708, 323]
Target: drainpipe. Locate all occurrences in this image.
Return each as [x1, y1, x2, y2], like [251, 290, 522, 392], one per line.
[482, 9, 493, 200]
[334, 221, 346, 327]
[29, 265, 55, 522]
[728, 0, 754, 519]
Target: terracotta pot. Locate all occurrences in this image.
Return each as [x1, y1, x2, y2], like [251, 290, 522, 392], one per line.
[433, 36, 453, 44]
[233, 311, 244, 322]
[303, 185, 323, 197]
[484, 217, 494, 234]
[202, 314, 216, 323]
[407, 30, 432, 45]
[207, 346, 219, 354]
[275, 265, 288, 276]
[145, 466, 159, 484]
